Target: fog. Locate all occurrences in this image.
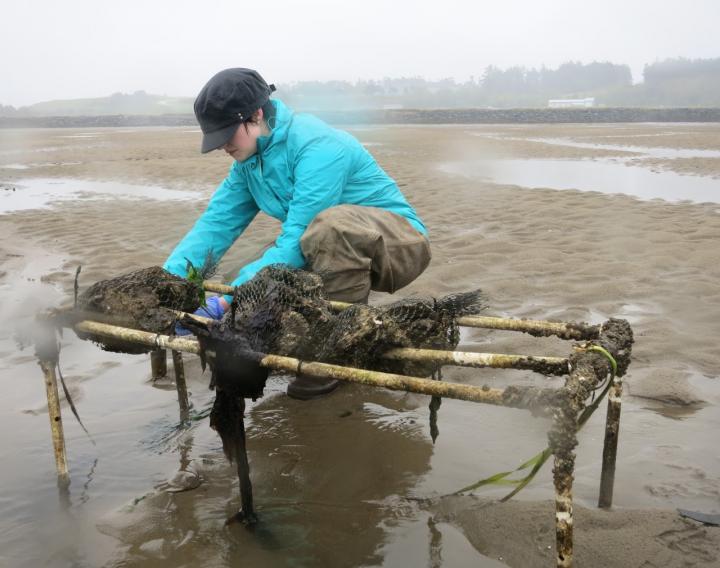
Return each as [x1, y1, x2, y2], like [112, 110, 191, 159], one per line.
[1, 0, 718, 106]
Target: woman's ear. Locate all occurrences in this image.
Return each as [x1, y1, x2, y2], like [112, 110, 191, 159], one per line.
[253, 107, 264, 122]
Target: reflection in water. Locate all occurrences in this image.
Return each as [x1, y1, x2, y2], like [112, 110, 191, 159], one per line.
[428, 515, 443, 568]
[428, 396, 441, 444]
[42, 458, 102, 568]
[57, 475, 72, 511]
[79, 458, 99, 505]
[428, 367, 444, 444]
[97, 383, 434, 566]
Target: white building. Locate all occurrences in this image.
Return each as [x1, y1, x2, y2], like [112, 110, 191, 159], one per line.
[548, 98, 595, 108]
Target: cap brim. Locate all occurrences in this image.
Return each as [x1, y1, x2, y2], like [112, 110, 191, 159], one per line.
[200, 122, 240, 154]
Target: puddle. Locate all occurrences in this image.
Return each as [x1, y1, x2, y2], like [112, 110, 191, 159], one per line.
[0, 164, 30, 170]
[378, 511, 505, 567]
[466, 132, 720, 159]
[0, 145, 104, 156]
[579, 132, 681, 139]
[0, 162, 82, 170]
[55, 134, 100, 139]
[639, 369, 720, 420]
[0, 178, 202, 214]
[0, 147, 64, 156]
[439, 159, 720, 203]
[525, 137, 720, 159]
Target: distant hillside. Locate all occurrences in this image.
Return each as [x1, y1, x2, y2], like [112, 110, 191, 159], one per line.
[16, 91, 194, 116]
[2, 58, 718, 118]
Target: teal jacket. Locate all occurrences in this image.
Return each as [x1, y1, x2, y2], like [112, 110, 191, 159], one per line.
[164, 99, 427, 287]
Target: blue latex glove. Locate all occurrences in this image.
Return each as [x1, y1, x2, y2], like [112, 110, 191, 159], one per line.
[175, 296, 226, 336]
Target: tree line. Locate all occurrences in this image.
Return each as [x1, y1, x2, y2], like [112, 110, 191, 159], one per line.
[2, 57, 719, 116]
[280, 58, 720, 109]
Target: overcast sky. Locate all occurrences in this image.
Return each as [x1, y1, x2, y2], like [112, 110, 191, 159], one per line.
[1, 0, 718, 106]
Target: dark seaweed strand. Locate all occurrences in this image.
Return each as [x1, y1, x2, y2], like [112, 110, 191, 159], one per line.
[73, 265, 82, 309]
[56, 360, 94, 443]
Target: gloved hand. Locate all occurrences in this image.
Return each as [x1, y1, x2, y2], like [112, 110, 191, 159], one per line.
[175, 296, 227, 336]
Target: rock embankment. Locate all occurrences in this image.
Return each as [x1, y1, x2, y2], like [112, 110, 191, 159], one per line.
[2, 107, 719, 128]
[319, 107, 720, 124]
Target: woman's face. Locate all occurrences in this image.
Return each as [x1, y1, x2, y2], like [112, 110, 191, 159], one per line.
[222, 120, 262, 162]
[222, 107, 267, 162]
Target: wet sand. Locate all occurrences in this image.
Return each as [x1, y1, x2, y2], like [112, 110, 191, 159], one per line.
[1, 123, 719, 567]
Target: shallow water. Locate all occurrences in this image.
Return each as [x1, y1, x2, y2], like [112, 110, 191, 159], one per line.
[0, 162, 82, 170]
[55, 134, 101, 140]
[439, 158, 720, 203]
[466, 132, 720, 159]
[0, 144, 106, 156]
[0, 178, 202, 215]
[525, 137, 720, 159]
[0, 163, 30, 169]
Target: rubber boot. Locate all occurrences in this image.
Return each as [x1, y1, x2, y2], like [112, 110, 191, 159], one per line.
[287, 374, 340, 400]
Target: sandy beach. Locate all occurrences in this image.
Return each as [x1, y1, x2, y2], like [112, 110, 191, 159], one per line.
[1, 122, 719, 567]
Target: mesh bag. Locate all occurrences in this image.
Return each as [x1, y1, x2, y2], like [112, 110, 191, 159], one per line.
[182, 265, 485, 394]
[75, 266, 201, 353]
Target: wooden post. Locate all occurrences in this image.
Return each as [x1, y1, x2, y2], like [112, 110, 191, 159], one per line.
[150, 349, 167, 380]
[598, 374, 623, 508]
[39, 360, 69, 480]
[549, 353, 605, 567]
[171, 350, 190, 422]
[553, 450, 575, 568]
[550, 390, 579, 568]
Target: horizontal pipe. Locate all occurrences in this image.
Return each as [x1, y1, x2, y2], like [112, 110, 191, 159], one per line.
[383, 347, 568, 375]
[173, 311, 569, 375]
[263, 354, 514, 406]
[202, 280, 599, 340]
[75, 321, 202, 354]
[456, 315, 599, 340]
[72, 320, 554, 413]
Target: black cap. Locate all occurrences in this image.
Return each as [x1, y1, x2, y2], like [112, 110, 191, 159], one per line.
[194, 68, 276, 154]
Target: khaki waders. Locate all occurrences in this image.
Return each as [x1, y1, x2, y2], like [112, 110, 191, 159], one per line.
[300, 204, 432, 304]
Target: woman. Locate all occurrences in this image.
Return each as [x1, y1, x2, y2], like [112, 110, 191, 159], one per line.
[164, 68, 431, 398]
